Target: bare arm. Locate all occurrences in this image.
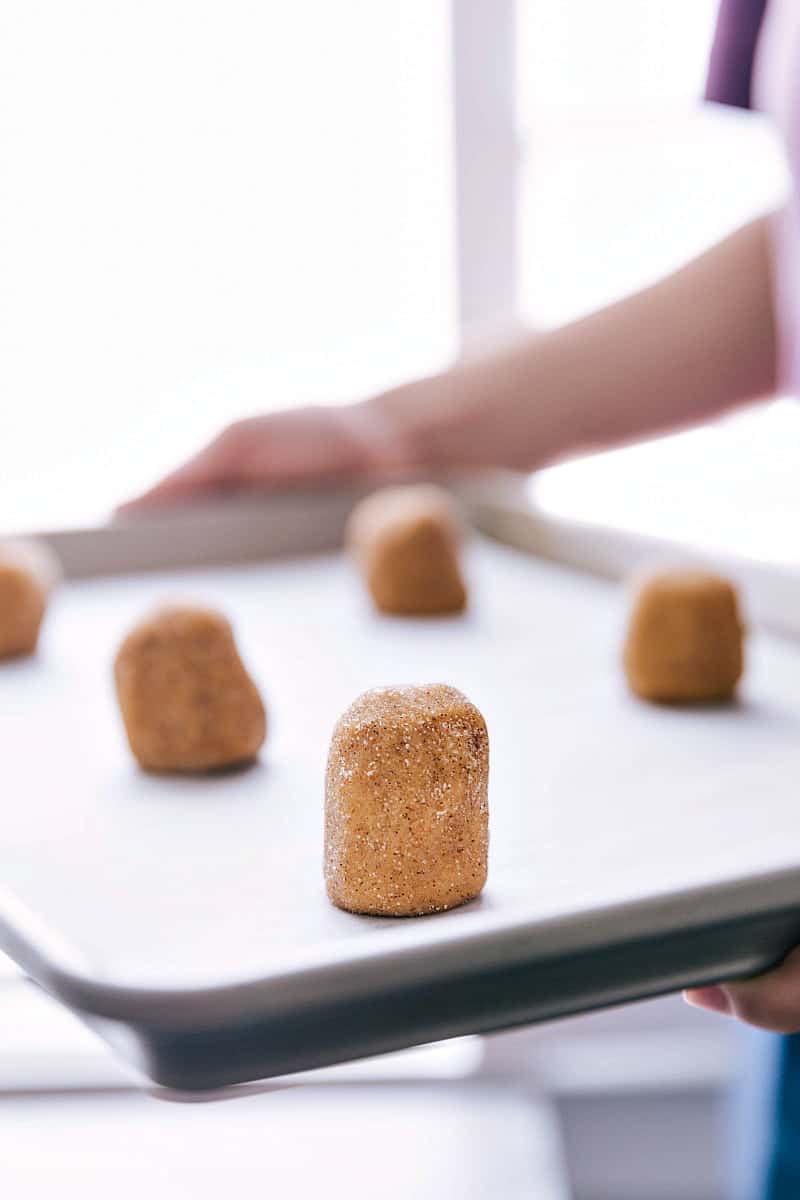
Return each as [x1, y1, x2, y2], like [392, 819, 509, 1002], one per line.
[122, 216, 777, 509]
[122, 213, 800, 1037]
[381, 214, 777, 470]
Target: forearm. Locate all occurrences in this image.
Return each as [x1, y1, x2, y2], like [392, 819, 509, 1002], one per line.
[372, 215, 778, 471]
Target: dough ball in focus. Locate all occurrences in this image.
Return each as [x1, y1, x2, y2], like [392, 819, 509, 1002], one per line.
[0, 539, 61, 659]
[114, 604, 266, 772]
[623, 567, 744, 704]
[347, 485, 467, 616]
[325, 683, 489, 916]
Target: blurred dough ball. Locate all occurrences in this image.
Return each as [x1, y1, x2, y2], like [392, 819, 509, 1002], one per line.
[114, 604, 266, 772]
[623, 566, 744, 704]
[325, 683, 489, 916]
[0, 538, 61, 659]
[347, 485, 467, 615]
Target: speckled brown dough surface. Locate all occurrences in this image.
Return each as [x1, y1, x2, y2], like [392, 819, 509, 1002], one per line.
[0, 539, 61, 659]
[623, 567, 744, 704]
[114, 605, 267, 772]
[347, 485, 467, 616]
[325, 684, 489, 916]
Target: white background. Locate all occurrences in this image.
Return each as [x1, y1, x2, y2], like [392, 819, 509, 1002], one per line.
[0, 6, 792, 1197]
[0, 0, 790, 531]
[0, 1, 455, 526]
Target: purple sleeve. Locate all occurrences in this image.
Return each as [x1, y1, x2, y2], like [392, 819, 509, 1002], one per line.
[705, 0, 768, 109]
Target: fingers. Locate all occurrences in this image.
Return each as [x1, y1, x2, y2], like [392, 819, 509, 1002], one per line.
[117, 404, 414, 515]
[684, 985, 731, 1015]
[117, 425, 244, 514]
[684, 946, 800, 1033]
[722, 946, 800, 1032]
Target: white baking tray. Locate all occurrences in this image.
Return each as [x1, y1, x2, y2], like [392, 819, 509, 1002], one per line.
[3, 480, 800, 1089]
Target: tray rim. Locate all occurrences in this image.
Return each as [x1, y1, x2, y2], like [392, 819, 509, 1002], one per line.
[4, 855, 800, 1029]
[5, 474, 800, 1083]
[13, 469, 800, 636]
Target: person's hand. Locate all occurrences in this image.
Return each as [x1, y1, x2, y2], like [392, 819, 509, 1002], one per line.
[685, 947, 800, 1032]
[118, 403, 415, 513]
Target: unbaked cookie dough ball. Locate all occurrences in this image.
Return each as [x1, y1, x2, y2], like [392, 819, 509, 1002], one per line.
[623, 567, 744, 704]
[0, 538, 61, 659]
[114, 605, 266, 772]
[325, 684, 489, 916]
[346, 485, 467, 616]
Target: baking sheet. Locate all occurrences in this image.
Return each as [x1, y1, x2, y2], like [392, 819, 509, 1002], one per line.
[3, 536, 800, 1085]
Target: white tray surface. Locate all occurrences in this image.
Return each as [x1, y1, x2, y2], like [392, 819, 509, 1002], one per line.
[3, 540, 800, 990]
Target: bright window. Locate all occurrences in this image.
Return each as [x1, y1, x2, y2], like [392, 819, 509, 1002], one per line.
[517, 0, 787, 326]
[518, 1, 796, 562]
[0, 2, 455, 529]
[2, 1, 795, 559]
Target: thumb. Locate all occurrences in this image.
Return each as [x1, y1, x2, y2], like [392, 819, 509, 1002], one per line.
[685, 945, 800, 1033]
[116, 426, 243, 514]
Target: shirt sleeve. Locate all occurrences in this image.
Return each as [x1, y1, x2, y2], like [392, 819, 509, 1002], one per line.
[705, 0, 769, 109]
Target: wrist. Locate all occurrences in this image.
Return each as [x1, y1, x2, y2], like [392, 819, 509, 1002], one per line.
[363, 373, 463, 470]
[340, 386, 429, 473]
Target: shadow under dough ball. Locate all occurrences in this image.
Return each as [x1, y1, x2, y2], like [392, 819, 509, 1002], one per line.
[114, 604, 267, 772]
[0, 538, 61, 659]
[325, 683, 489, 916]
[346, 485, 467, 615]
[623, 567, 744, 704]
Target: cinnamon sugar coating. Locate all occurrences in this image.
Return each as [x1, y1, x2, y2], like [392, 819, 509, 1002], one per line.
[624, 567, 744, 704]
[325, 684, 489, 916]
[114, 605, 266, 772]
[347, 486, 467, 616]
[0, 539, 61, 659]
